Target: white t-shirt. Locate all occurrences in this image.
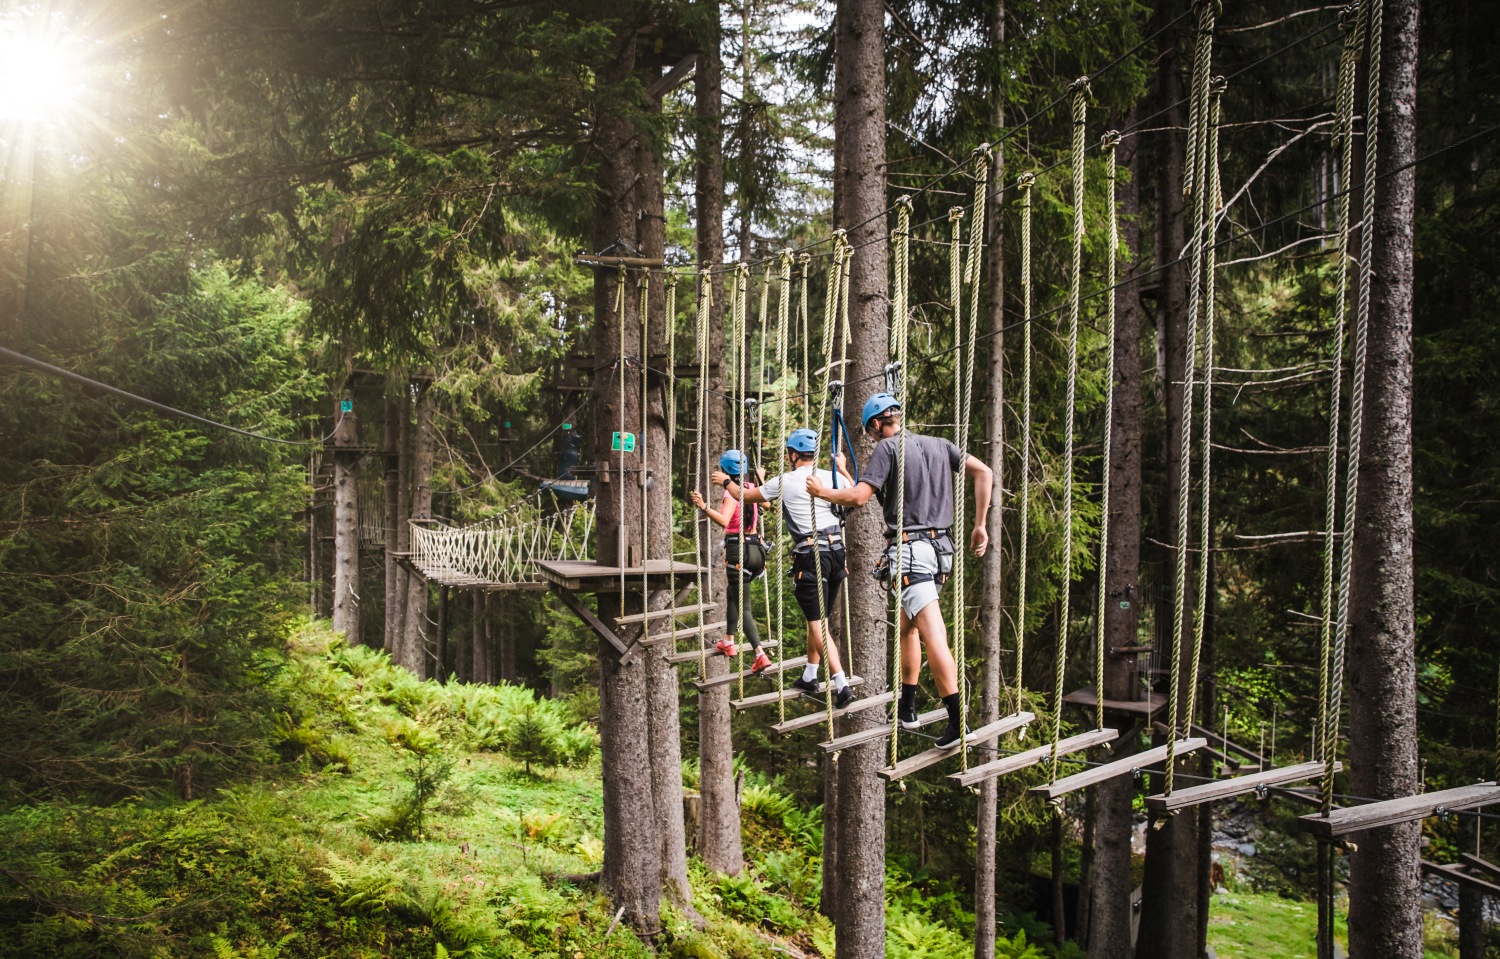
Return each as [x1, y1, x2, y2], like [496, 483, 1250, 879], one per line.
[760, 465, 843, 538]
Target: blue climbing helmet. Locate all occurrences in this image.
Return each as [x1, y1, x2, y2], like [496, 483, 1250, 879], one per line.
[862, 392, 902, 429]
[785, 428, 818, 454]
[719, 449, 748, 477]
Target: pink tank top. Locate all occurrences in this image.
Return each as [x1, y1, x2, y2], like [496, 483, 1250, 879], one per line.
[725, 483, 759, 535]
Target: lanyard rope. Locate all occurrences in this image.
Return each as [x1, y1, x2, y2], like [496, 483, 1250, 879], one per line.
[1015, 174, 1036, 717]
[1166, 0, 1219, 795]
[1049, 80, 1089, 776]
[1096, 131, 1122, 733]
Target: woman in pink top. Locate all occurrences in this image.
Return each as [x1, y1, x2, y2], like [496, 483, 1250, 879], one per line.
[689, 449, 770, 671]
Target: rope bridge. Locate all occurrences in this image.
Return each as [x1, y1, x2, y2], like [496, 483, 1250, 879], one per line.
[407, 499, 597, 589]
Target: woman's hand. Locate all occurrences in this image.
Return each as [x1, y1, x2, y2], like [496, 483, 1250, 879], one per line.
[690, 490, 706, 510]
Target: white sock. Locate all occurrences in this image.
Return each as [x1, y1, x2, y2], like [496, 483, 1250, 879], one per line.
[832, 671, 849, 692]
[802, 663, 820, 683]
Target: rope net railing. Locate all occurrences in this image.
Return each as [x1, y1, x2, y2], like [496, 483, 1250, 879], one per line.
[408, 499, 597, 588]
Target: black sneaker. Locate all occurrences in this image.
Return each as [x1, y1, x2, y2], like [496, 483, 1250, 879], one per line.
[790, 676, 822, 696]
[935, 723, 972, 749]
[898, 700, 921, 729]
[834, 686, 856, 710]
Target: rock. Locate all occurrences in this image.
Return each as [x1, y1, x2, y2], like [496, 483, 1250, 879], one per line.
[1215, 885, 1229, 895]
[1237, 843, 1257, 857]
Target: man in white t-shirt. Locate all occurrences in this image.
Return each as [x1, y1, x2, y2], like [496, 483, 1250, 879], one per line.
[715, 428, 857, 708]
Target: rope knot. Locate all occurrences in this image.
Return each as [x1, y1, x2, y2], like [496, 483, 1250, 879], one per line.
[895, 194, 914, 210]
[947, 206, 965, 223]
[1192, 0, 1222, 23]
[1339, 1, 1361, 32]
[1209, 75, 1228, 95]
[1068, 76, 1091, 97]
[1016, 172, 1036, 191]
[971, 142, 992, 161]
[1101, 130, 1122, 149]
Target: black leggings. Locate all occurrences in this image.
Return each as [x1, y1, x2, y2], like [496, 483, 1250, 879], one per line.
[725, 538, 766, 648]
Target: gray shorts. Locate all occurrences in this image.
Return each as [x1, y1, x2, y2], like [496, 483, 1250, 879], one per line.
[885, 539, 942, 619]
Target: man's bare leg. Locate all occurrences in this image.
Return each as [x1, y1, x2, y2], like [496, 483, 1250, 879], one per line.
[899, 601, 958, 696]
[806, 618, 844, 676]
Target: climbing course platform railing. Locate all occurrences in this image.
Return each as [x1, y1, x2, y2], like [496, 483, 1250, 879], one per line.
[407, 499, 596, 589]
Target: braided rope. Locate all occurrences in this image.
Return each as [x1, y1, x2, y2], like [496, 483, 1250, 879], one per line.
[1318, 5, 1363, 805]
[889, 198, 912, 768]
[1186, 81, 1225, 747]
[1015, 174, 1036, 717]
[811, 235, 847, 743]
[961, 147, 990, 750]
[776, 251, 793, 724]
[665, 274, 679, 656]
[1050, 81, 1089, 777]
[1096, 131, 1122, 732]
[695, 270, 712, 678]
[1328, 0, 1383, 807]
[1166, 0, 1218, 796]
[638, 272, 651, 638]
[616, 264, 628, 616]
[732, 264, 751, 702]
[948, 204, 970, 764]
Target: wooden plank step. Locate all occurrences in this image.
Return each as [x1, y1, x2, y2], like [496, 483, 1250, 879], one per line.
[1460, 853, 1500, 885]
[1299, 782, 1500, 839]
[693, 656, 808, 690]
[1145, 761, 1337, 813]
[728, 675, 865, 710]
[665, 638, 776, 665]
[816, 708, 948, 754]
[1030, 737, 1207, 801]
[950, 727, 1121, 788]
[640, 621, 728, 648]
[878, 713, 1036, 781]
[1062, 687, 1167, 716]
[1422, 860, 1500, 898]
[612, 602, 717, 626]
[771, 689, 893, 734]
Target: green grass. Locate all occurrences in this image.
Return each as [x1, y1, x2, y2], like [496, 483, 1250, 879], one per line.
[1208, 888, 1459, 959]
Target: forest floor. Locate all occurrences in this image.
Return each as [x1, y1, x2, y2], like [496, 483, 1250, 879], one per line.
[0, 623, 1042, 959]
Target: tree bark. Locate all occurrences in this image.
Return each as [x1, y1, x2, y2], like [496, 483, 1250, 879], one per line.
[1138, 4, 1200, 955]
[332, 396, 361, 644]
[1091, 113, 1146, 959]
[383, 392, 402, 652]
[694, 11, 745, 878]
[1347, 1, 1423, 955]
[392, 393, 411, 654]
[592, 22, 663, 936]
[974, 6, 1007, 954]
[832, 1, 888, 955]
[471, 590, 489, 684]
[399, 385, 435, 677]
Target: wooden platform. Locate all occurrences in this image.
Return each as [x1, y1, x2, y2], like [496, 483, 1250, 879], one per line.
[1300, 782, 1500, 839]
[1145, 761, 1336, 813]
[879, 712, 1036, 781]
[537, 559, 710, 592]
[817, 708, 947, 753]
[1062, 688, 1168, 716]
[772, 688, 891, 734]
[694, 656, 809, 690]
[1030, 737, 1208, 802]
[950, 727, 1120, 788]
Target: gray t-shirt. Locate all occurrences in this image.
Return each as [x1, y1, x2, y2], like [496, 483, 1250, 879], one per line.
[860, 432, 965, 533]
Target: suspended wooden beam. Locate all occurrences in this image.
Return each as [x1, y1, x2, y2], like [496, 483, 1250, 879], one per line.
[640, 620, 728, 648]
[1062, 687, 1167, 716]
[693, 655, 808, 690]
[612, 601, 717, 627]
[1299, 783, 1500, 839]
[1145, 761, 1339, 813]
[1030, 737, 1208, 802]
[1422, 860, 1500, 899]
[878, 712, 1036, 781]
[574, 254, 666, 269]
[949, 727, 1120, 788]
[771, 688, 891, 734]
[1460, 853, 1500, 885]
[816, 708, 947, 753]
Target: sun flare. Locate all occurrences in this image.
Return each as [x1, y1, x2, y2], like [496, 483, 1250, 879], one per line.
[0, 31, 83, 123]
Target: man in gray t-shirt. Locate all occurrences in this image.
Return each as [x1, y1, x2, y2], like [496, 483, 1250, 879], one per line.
[807, 392, 993, 749]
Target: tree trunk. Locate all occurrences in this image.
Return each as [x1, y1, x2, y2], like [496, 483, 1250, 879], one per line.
[1091, 113, 1146, 959]
[383, 392, 402, 652]
[695, 12, 745, 878]
[1347, 1, 1422, 955]
[974, 6, 1007, 953]
[399, 385, 435, 677]
[1138, 4, 1199, 956]
[592, 23, 663, 936]
[832, 1, 889, 955]
[332, 396, 361, 643]
[471, 590, 489, 684]
[436, 584, 449, 682]
[392, 393, 411, 653]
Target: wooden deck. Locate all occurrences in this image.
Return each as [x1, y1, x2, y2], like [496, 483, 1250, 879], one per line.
[537, 559, 709, 592]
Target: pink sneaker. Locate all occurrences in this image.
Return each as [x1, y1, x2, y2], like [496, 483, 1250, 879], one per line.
[750, 650, 773, 674]
[716, 637, 738, 658]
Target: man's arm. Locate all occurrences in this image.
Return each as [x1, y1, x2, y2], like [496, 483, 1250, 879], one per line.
[965, 454, 993, 556]
[722, 478, 769, 505]
[808, 473, 876, 507]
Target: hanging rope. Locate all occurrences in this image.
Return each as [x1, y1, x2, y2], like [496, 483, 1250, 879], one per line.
[1327, 0, 1384, 813]
[639, 271, 651, 624]
[1185, 78, 1225, 757]
[947, 203, 970, 764]
[616, 263, 628, 618]
[957, 146, 989, 753]
[775, 251, 794, 724]
[1049, 79, 1089, 777]
[694, 269, 713, 679]
[1015, 173, 1036, 718]
[1318, 4, 1363, 797]
[1095, 130, 1122, 733]
[665, 273, 679, 654]
[1165, 1, 1218, 795]
[889, 197, 913, 768]
[811, 234, 849, 743]
[732, 264, 750, 701]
